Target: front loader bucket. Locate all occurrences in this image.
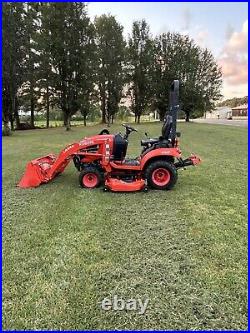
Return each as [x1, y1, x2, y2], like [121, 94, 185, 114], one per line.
[18, 154, 57, 188]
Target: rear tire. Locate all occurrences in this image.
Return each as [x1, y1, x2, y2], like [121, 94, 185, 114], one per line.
[145, 160, 178, 190]
[79, 167, 103, 189]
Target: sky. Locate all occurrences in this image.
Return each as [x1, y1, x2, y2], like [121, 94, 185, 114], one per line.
[88, 2, 248, 100]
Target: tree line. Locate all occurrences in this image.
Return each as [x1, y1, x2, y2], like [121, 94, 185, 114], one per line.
[217, 96, 248, 108]
[2, 2, 222, 135]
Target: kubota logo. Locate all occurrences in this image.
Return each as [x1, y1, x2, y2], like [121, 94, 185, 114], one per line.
[80, 139, 94, 146]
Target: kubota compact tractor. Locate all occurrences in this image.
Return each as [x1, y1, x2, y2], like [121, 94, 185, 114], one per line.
[18, 80, 201, 192]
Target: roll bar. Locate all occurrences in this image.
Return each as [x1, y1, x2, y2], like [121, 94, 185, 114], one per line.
[169, 80, 180, 144]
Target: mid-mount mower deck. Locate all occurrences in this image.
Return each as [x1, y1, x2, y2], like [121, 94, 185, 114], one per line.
[18, 80, 201, 192]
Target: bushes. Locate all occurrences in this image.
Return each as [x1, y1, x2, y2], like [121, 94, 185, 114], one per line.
[116, 106, 131, 121]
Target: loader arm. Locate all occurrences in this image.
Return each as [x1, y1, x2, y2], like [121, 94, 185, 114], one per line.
[47, 143, 81, 178]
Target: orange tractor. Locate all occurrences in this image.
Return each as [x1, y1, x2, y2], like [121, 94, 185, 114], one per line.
[18, 80, 201, 192]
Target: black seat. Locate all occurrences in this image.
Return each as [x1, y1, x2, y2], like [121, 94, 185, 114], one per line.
[141, 115, 172, 148]
[141, 138, 160, 146]
[112, 134, 128, 160]
[161, 115, 172, 139]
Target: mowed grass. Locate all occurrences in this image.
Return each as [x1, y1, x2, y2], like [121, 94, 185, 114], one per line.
[2, 122, 248, 330]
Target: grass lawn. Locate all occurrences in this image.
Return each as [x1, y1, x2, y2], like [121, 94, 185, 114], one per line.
[34, 120, 93, 128]
[2, 122, 248, 330]
[34, 115, 155, 128]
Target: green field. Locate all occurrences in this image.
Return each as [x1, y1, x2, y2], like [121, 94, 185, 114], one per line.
[33, 115, 154, 128]
[2, 122, 248, 330]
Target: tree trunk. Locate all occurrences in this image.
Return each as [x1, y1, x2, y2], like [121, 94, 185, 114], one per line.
[159, 108, 165, 121]
[3, 120, 11, 136]
[185, 110, 190, 122]
[134, 115, 137, 123]
[62, 106, 67, 127]
[83, 114, 87, 126]
[111, 115, 114, 124]
[137, 114, 141, 124]
[2, 92, 11, 135]
[30, 83, 35, 128]
[66, 117, 71, 131]
[46, 84, 50, 128]
[30, 99, 35, 127]
[30, 72, 35, 128]
[107, 114, 110, 127]
[9, 91, 15, 130]
[10, 114, 14, 131]
[64, 113, 71, 131]
[14, 97, 20, 129]
[101, 90, 106, 123]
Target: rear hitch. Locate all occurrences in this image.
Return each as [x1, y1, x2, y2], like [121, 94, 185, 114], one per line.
[175, 154, 201, 169]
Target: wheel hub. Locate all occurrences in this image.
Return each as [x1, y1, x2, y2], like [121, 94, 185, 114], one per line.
[152, 168, 170, 186]
[82, 173, 98, 188]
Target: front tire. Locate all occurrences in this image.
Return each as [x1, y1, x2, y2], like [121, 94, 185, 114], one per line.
[145, 160, 178, 190]
[79, 167, 103, 189]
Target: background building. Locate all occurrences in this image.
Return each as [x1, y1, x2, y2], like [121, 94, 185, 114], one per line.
[231, 104, 248, 118]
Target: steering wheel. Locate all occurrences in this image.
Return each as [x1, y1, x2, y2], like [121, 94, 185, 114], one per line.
[122, 123, 137, 132]
[122, 123, 137, 139]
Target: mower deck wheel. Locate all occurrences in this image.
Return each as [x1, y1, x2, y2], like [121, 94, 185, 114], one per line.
[79, 167, 103, 189]
[145, 160, 178, 190]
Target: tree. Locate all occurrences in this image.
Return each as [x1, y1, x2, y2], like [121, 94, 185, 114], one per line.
[128, 20, 154, 123]
[77, 20, 96, 126]
[3, 5, 222, 133]
[22, 2, 41, 128]
[217, 96, 248, 108]
[35, 2, 56, 128]
[152, 32, 222, 121]
[95, 14, 126, 125]
[2, 2, 26, 134]
[45, 2, 93, 130]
